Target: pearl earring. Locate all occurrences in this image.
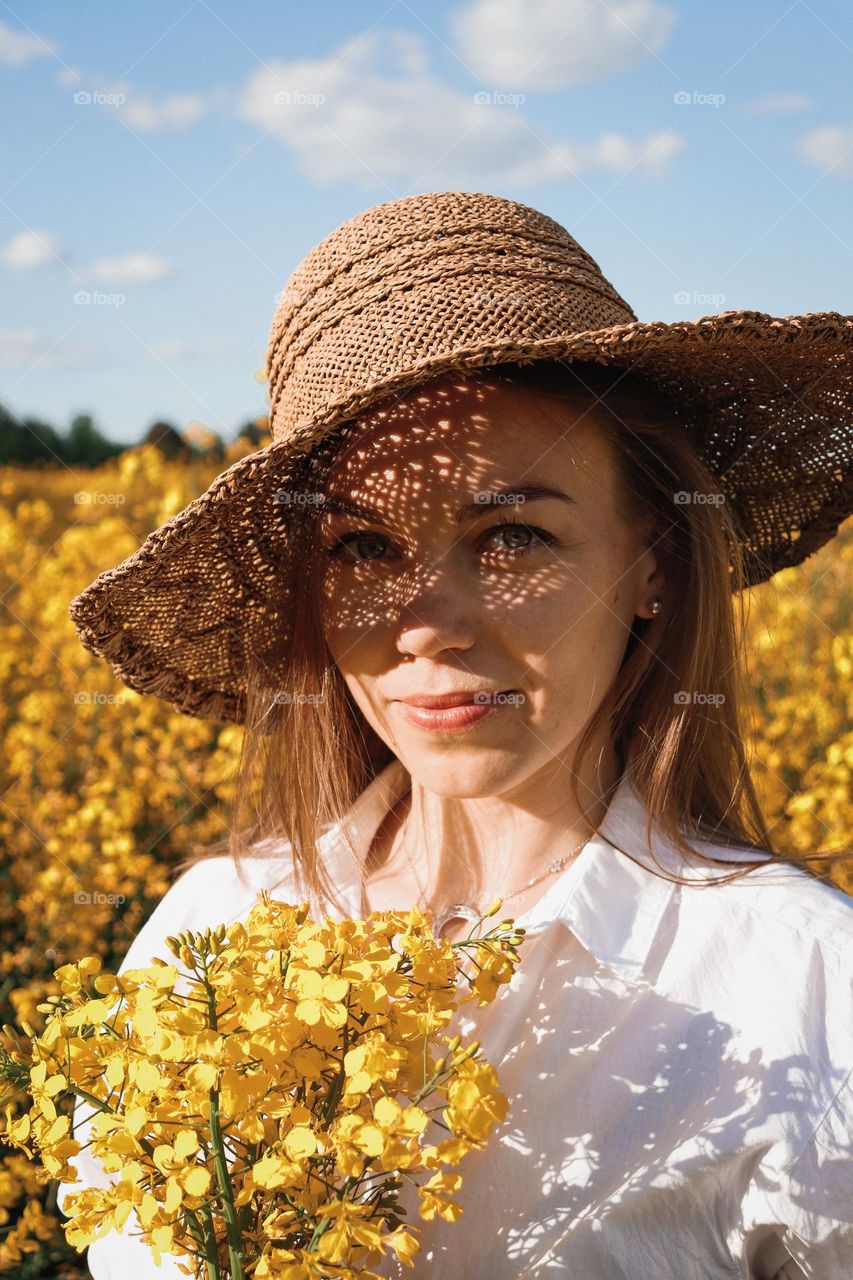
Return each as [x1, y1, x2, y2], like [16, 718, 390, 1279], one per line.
[650, 598, 663, 616]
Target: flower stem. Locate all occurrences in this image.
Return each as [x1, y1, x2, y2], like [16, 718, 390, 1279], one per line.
[186, 1206, 220, 1280]
[201, 954, 244, 1280]
[209, 1085, 244, 1280]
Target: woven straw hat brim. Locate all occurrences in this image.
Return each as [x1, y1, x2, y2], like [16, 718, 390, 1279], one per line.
[69, 308, 853, 725]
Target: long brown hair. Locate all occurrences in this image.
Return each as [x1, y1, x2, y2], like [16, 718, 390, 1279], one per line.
[175, 359, 851, 910]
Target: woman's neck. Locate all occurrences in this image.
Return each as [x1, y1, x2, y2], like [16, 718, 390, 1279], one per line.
[362, 746, 623, 918]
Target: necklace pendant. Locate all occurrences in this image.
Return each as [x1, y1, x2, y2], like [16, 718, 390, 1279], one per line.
[434, 903, 482, 939]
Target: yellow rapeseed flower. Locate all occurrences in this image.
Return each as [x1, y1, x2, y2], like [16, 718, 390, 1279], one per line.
[8, 881, 525, 1274]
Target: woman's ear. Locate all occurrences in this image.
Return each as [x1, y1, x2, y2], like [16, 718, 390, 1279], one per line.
[634, 537, 667, 621]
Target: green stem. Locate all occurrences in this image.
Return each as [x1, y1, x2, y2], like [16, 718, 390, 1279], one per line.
[67, 1082, 114, 1113]
[201, 954, 244, 1280]
[209, 1084, 243, 1279]
[307, 1215, 332, 1251]
[199, 1202, 222, 1280]
[305, 1175, 358, 1253]
[319, 992, 351, 1128]
[185, 1206, 220, 1280]
[235, 1143, 259, 1239]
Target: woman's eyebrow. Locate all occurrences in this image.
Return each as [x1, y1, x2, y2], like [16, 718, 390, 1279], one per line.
[453, 484, 577, 524]
[322, 483, 576, 526]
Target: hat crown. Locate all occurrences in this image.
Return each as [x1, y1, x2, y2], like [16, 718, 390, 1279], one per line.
[265, 191, 638, 442]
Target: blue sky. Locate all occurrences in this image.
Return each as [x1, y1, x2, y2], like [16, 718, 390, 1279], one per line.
[2, 0, 851, 445]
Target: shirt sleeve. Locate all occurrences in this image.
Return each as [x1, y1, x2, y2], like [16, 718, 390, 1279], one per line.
[739, 1067, 853, 1279]
[73, 1215, 191, 1280]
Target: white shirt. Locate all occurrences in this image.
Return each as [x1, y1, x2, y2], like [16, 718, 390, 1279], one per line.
[58, 757, 853, 1280]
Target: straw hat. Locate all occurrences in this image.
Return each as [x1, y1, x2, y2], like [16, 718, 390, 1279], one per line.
[69, 191, 853, 725]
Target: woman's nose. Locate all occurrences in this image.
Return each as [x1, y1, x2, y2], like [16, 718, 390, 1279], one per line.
[394, 582, 478, 659]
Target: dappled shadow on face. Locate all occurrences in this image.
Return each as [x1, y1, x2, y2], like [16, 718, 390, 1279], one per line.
[372, 928, 848, 1279]
[304, 373, 624, 645]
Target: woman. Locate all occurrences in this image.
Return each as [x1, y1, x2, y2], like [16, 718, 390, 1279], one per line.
[62, 192, 853, 1279]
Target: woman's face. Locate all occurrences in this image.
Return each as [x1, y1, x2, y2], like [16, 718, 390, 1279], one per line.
[318, 374, 664, 799]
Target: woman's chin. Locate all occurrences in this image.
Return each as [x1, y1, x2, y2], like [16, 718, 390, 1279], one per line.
[403, 749, 533, 799]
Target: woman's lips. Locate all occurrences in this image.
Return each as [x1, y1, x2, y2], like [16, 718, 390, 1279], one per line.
[395, 692, 518, 732]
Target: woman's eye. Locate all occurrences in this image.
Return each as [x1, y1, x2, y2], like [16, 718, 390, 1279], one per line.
[322, 530, 394, 563]
[481, 520, 556, 558]
[321, 520, 556, 565]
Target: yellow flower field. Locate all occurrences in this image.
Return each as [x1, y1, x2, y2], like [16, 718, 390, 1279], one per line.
[0, 442, 850, 1276]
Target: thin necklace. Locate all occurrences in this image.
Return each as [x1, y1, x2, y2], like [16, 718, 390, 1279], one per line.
[378, 789, 592, 939]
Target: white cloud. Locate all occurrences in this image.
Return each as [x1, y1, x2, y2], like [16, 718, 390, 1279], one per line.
[63, 78, 206, 131]
[1, 228, 65, 272]
[120, 91, 206, 132]
[56, 65, 83, 87]
[449, 0, 676, 90]
[0, 20, 57, 66]
[742, 91, 814, 117]
[237, 29, 683, 185]
[2, 233, 174, 287]
[59, 78, 204, 130]
[148, 337, 233, 362]
[797, 124, 853, 177]
[88, 253, 173, 284]
[0, 329, 96, 369]
[567, 129, 684, 176]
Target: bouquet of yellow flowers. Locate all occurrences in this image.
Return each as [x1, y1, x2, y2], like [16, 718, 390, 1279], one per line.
[1, 892, 525, 1279]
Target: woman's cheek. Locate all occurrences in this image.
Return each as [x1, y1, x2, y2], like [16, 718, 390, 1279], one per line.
[502, 576, 591, 646]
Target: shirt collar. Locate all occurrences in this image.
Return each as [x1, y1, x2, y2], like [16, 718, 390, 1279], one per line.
[536, 767, 680, 980]
[324, 757, 687, 982]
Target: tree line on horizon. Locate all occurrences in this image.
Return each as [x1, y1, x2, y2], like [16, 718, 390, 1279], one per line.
[0, 401, 269, 467]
